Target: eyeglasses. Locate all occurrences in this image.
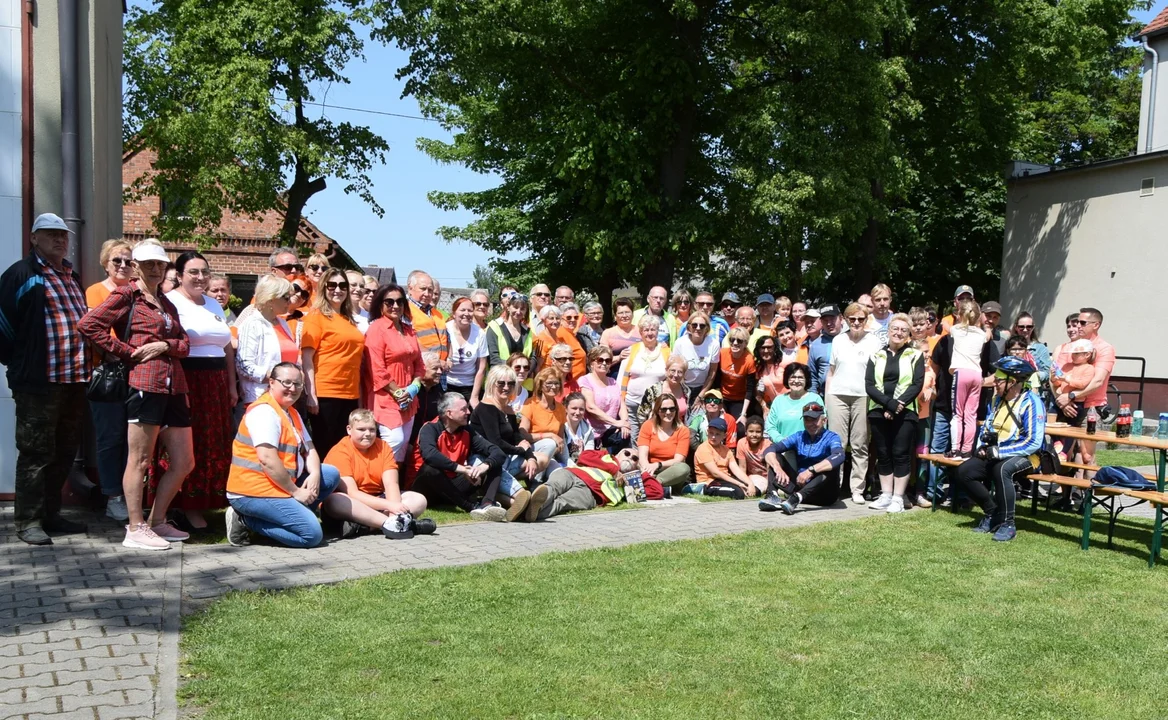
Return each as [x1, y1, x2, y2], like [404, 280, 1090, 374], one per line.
[688, 323, 708, 330]
[185, 269, 211, 277]
[383, 296, 407, 307]
[847, 316, 866, 324]
[109, 257, 132, 267]
[273, 263, 304, 274]
[325, 281, 350, 291]
[307, 264, 328, 272]
[890, 326, 910, 334]
[544, 382, 563, 389]
[495, 380, 516, 390]
[272, 377, 304, 390]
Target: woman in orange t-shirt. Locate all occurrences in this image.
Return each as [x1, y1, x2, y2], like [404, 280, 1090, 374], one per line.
[533, 305, 587, 380]
[718, 326, 758, 432]
[637, 393, 691, 491]
[85, 239, 136, 517]
[301, 268, 365, 458]
[520, 367, 569, 469]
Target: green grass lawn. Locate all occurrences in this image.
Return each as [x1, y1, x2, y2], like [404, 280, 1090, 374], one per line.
[1095, 447, 1161, 469]
[180, 509, 1168, 719]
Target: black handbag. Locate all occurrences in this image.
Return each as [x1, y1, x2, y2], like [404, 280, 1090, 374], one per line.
[86, 296, 136, 403]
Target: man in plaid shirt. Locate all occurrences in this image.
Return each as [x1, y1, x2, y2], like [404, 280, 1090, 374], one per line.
[0, 213, 92, 544]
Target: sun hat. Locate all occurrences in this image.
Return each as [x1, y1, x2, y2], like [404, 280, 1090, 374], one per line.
[131, 243, 170, 264]
[1068, 339, 1094, 354]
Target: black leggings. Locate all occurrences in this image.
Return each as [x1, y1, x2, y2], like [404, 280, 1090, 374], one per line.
[313, 397, 359, 460]
[766, 456, 840, 506]
[869, 415, 917, 477]
[953, 455, 1031, 525]
[411, 463, 501, 513]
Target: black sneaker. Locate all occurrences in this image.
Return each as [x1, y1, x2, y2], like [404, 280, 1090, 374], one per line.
[409, 517, 437, 535]
[780, 493, 801, 515]
[758, 492, 783, 512]
[342, 521, 362, 539]
[43, 515, 87, 534]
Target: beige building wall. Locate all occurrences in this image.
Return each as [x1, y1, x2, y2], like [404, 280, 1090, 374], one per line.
[1002, 155, 1168, 379]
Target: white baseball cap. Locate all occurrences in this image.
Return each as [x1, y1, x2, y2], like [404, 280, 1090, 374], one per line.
[30, 213, 72, 233]
[131, 243, 171, 264]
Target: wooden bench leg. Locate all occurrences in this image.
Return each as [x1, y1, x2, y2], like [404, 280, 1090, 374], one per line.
[1080, 487, 1093, 551]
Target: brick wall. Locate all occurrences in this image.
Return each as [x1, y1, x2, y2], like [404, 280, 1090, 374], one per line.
[122, 147, 357, 293]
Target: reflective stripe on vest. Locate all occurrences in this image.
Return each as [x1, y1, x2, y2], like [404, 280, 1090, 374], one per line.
[487, 319, 532, 363]
[867, 347, 922, 413]
[573, 465, 624, 506]
[410, 304, 449, 361]
[226, 393, 309, 498]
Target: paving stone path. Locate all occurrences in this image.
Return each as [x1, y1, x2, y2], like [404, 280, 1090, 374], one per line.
[10, 485, 1157, 720]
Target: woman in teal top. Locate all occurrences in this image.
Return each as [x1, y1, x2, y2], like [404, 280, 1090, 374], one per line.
[765, 363, 824, 443]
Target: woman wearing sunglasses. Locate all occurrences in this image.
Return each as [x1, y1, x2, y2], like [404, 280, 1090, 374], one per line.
[506, 353, 532, 411]
[716, 326, 757, 435]
[301, 268, 365, 457]
[825, 301, 883, 504]
[302, 253, 330, 298]
[672, 311, 720, 408]
[671, 290, 693, 324]
[363, 283, 425, 462]
[636, 393, 691, 494]
[578, 345, 631, 452]
[471, 365, 554, 521]
[84, 239, 135, 521]
[1011, 311, 1050, 387]
[486, 293, 532, 368]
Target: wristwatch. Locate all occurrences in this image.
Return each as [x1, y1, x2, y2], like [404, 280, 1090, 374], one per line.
[1068, 391, 1077, 402]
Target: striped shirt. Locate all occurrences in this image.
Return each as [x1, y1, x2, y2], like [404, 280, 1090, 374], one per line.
[37, 254, 90, 383]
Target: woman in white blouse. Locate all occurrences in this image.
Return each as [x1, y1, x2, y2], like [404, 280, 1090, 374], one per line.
[825, 301, 884, 505]
[164, 251, 239, 532]
[235, 274, 298, 404]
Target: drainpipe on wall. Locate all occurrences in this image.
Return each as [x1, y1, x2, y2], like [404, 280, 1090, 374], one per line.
[59, 0, 82, 264]
[1143, 36, 1158, 155]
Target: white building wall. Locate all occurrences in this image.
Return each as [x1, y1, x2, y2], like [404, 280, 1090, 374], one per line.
[0, 0, 22, 495]
[1138, 33, 1168, 155]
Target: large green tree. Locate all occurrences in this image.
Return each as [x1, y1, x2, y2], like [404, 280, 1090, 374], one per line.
[375, 0, 1146, 309]
[124, 0, 389, 243]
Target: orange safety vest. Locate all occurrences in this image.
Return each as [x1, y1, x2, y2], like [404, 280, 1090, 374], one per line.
[227, 393, 313, 498]
[409, 301, 449, 362]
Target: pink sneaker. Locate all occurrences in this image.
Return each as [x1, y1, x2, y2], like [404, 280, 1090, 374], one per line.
[123, 523, 170, 551]
[150, 522, 190, 542]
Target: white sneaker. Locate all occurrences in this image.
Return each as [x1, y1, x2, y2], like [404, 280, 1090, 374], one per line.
[869, 494, 892, 511]
[105, 495, 129, 522]
[122, 523, 169, 551]
[887, 496, 905, 514]
[225, 506, 250, 547]
[851, 493, 867, 505]
[469, 504, 507, 522]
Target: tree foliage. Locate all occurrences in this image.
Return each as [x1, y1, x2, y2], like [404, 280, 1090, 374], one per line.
[124, 0, 389, 243]
[377, 0, 1145, 309]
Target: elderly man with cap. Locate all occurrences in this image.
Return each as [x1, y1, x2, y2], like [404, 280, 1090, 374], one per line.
[0, 213, 92, 544]
[755, 293, 779, 332]
[757, 401, 845, 514]
[805, 304, 840, 396]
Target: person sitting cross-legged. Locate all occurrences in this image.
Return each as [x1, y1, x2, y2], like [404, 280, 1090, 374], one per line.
[698, 418, 757, 499]
[321, 409, 435, 539]
[758, 402, 846, 515]
[224, 362, 340, 548]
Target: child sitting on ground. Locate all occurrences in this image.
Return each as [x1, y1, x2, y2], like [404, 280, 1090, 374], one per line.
[1051, 339, 1096, 460]
[698, 418, 756, 499]
[735, 416, 770, 496]
[322, 409, 434, 539]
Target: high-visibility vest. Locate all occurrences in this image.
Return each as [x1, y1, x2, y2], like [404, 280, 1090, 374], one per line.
[227, 393, 313, 498]
[486, 318, 532, 364]
[409, 301, 449, 362]
[867, 347, 922, 413]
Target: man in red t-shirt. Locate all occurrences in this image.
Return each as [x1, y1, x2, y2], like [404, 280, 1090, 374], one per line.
[322, 409, 433, 539]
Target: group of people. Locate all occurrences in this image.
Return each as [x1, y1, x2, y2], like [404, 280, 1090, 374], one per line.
[2, 213, 1117, 549]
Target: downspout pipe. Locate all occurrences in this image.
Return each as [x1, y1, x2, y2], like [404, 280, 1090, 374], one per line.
[1143, 35, 1158, 155]
[58, 1, 82, 265]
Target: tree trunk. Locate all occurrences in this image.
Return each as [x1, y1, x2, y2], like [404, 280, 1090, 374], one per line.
[593, 269, 621, 325]
[787, 232, 803, 300]
[855, 179, 884, 295]
[280, 94, 328, 243]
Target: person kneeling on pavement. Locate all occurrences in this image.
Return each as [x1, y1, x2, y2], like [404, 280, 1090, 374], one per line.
[952, 356, 1045, 543]
[321, 409, 435, 539]
[758, 403, 845, 515]
[225, 363, 340, 548]
[527, 448, 640, 521]
[410, 392, 509, 521]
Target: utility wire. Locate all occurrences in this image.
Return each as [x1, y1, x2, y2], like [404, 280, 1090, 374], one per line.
[276, 96, 433, 122]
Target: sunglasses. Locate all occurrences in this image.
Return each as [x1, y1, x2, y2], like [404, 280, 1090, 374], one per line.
[511, 364, 531, 371]
[274, 263, 304, 274]
[279, 292, 294, 301]
[532, 291, 551, 297]
[676, 299, 691, 306]
[705, 397, 723, 404]
[695, 301, 714, 307]
[307, 264, 328, 272]
[689, 323, 708, 330]
[495, 380, 516, 389]
[473, 302, 491, 309]
[593, 356, 613, 363]
[382, 296, 407, 307]
[350, 288, 369, 296]
[325, 281, 350, 291]
[1072, 319, 1089, 325]
[552, 356, 572, 363]
[109, 257, 132, 267]
[804, 403, 824, 413]
[659, 406, 677, 413]
[847, 316, 866, 324]
[1015, 324, 1033, 330]
[729, 338, 745, 345]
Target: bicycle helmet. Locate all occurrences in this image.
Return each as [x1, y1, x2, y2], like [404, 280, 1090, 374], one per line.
[993, 355, 1036, 379]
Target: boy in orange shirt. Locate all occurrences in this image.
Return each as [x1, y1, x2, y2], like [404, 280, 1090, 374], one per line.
[322, 409, 434, 539]
[697, 418, 756, 499]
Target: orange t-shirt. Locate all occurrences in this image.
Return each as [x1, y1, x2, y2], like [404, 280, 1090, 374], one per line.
[637, 421, 691, 463]
[86, 281, 113, 309]
[694, 440, 733, 484]
[301, 309, 365, 399]
[522, 397, 567, 437]
[324, 436, 398, 496]
[719, 348, 756, 401]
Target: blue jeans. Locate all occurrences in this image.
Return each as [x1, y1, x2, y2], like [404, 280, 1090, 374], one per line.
[928, 413, 951, 499]
[89, 400, 129, 497]
[228, 464, 340, 548]
[500, 455, 526, 497]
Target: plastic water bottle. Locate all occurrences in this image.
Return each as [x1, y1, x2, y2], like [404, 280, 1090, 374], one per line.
[1086, 406, 1099, 435]
[1133, 410, 1144, 438]
[1158, 412, 1168, 439]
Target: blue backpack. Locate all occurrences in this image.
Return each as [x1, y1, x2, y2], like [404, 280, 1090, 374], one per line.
[1092, 466, 1156, 491]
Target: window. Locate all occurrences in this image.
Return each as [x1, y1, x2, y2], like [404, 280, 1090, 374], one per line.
[1141, 177, 1155, 197]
